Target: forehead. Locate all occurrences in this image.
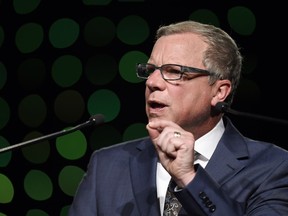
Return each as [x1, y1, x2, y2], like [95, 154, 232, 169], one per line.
[150, 33, 207, 66]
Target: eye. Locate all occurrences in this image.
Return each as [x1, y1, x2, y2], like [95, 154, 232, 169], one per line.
[146, 65, 156, 74]
[163, 65, 181, 75]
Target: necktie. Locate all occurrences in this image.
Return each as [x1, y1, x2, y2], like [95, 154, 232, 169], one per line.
[163, 187, 182, 216]
[163, 151, 199, 215]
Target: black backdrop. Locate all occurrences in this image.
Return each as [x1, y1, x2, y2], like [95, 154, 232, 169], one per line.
[0, 0, 287, 215]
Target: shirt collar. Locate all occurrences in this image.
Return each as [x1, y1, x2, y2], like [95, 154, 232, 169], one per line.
[194, 118, 225, 161]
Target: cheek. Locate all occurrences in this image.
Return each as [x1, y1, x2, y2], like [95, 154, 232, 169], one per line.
[144, 87, 150, 99]
[180, 86, 212, 107]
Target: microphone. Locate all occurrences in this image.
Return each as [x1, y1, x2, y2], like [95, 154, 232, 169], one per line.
[0, 114, 105, 154]
[215, 102, 288, 125]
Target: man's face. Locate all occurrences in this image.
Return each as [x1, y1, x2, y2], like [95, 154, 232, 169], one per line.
[145, 33, 215, 132]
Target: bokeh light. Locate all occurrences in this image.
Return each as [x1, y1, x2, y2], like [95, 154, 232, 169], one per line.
[1, 1, 285, 215]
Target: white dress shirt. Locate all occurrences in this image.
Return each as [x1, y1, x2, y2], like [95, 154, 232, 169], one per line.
[157, 118, 225, 215]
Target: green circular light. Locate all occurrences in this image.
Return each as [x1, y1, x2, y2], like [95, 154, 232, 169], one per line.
[228, 6, 256, 35]
[119, 51, 148, 83]
[54, 90, 85, 123]
[56, 130, 87, 160]
[117, 15, 149, 45]
[0, 174, 14, 203]
[58, 166, 85, 196]
[18, 94, 47, 128]
[21, 131, 50, 164]
[87, 89, 120, 122]
[0, 136, 11, 167]
[85, 54, 118, 85]
[123, 123, 148, 141]
[52, 55, 82, 87]
[84, 17, 115, 47]
[26, 209, 49, 216]
[189, 9, 220, 27]
[15, 23, 43, 53]
[60, 206, 70, 216]
[24, 170, 53, 201]
[13, 0, 41, 14]
[49, 18, 80, 48]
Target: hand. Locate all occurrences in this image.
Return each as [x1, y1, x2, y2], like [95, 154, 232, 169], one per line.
[147, 120, 197, 187]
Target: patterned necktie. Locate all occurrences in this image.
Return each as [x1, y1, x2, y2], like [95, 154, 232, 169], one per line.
[163, 187, 182, 216]
[163, 151, 199, 215]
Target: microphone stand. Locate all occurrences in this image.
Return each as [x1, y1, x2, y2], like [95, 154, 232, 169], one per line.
[0, 114, 105, 154]
[216, 102, 288, 125]
[226, 108, 288, 125]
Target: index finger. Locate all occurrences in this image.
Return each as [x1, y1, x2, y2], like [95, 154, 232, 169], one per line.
[147, 119, 179, 130]
[146, 119, 180, 140]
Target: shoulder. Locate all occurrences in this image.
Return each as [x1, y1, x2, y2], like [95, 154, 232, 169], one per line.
[223, 116, 288, 159]
[246, 138, 288, 160]
[91, 136, 151, 158]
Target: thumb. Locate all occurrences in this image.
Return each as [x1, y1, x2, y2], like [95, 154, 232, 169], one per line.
[146, 122, 161, 140]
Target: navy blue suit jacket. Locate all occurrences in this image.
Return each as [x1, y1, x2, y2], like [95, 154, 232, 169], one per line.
[68, 117, 288, 215]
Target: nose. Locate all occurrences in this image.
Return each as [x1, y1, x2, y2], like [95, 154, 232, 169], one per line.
[145, 69, 166, 90]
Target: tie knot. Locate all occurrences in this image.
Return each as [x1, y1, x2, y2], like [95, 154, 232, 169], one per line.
[194, 150, 200, 159]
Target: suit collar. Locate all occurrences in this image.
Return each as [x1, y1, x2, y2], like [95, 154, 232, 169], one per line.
[205, 117, 249, 184]
[129, 138, 160, 215]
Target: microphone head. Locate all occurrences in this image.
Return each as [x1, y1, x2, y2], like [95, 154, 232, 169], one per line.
[214, 102, 229, 113]
[89, 114, 105, 126]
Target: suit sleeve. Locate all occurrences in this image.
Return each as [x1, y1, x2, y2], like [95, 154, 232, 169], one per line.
[68, 152, 98, 216]
[171, 164, 245, 216]
[172, 162, 288, 216]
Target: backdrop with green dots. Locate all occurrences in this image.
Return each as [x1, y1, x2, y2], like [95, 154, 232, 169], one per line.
[0, 0, 287, 215]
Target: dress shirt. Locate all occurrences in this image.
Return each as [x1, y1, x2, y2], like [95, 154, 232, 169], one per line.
[157, 118, 225, 215]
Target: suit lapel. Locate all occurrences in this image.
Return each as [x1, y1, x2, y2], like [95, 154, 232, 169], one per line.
[205, 118, 249, 185]
[130, 138, 160, 215]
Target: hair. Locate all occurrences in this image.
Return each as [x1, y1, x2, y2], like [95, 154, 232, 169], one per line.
[155, 20, 243, 105]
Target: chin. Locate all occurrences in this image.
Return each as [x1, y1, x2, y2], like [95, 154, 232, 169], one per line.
[148, 114, 170, 121]
[148, 114, 162, 120]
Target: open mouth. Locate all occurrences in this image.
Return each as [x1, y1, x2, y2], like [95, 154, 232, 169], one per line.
[149, 101, 166, 109]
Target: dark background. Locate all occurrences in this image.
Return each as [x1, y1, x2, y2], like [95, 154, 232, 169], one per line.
[0, 0, 287, 215]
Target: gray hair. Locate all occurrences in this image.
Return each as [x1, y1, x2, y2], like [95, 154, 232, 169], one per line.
[155, 20, 243, 105]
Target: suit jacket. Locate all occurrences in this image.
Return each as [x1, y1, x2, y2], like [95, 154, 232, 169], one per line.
[68, 117, 288, 215]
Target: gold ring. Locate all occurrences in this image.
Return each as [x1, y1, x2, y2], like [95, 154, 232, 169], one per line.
[174, 131, 181, 138]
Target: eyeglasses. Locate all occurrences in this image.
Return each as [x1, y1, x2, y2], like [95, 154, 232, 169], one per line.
[136, 63, 215, 81]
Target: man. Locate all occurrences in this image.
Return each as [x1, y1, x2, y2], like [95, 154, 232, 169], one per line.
[68, 20, 288, 215]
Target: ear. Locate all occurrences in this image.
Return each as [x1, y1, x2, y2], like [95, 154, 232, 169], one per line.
[211, 79, 231, 107]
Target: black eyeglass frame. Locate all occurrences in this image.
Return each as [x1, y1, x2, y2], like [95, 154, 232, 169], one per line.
[136, 63, 215, 81]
